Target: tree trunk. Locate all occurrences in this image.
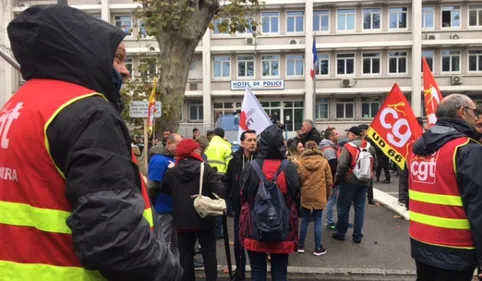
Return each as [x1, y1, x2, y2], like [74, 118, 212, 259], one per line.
[154, 0, 218, 135]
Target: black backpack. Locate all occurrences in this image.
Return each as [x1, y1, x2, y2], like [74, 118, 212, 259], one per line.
[250, 159, 290, 242]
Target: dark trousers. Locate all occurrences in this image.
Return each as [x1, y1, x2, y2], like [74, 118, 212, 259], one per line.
[398, 166, 409, 206]
[247, 251, 289, 281]
[177, 227, 218, 281]
[367, 180, 374, 202]
[336, 183, 367, 241]
[376, 156, 390, 181]
[416, 261, 475, 281]
[234, 214, 246, 280]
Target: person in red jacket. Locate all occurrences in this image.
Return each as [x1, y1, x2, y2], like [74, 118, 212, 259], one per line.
[0, 5, 181, 281]
[239, 124, 300, 281]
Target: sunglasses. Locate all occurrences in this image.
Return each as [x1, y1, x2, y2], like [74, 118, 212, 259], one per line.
[463, 107, 481, 116]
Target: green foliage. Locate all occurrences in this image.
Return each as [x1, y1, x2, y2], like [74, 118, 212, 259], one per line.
[123, 0, 263, 132]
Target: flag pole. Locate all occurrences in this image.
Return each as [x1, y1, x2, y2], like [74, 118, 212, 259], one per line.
[312, 34, 317, 122]
[151, 104, 156, 144]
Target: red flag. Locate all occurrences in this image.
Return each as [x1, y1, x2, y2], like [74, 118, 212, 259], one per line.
[366, 83, 423, 169]
[423, 57, 443, 127]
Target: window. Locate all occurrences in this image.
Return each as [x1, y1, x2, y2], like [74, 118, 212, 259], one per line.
[335, 98, 354, 119]
[287, 11, 304, 33]
[336, 53, 355, 75]
[125, 57, 133, 74]
[388, 51, 408, 74]
[361, 98, 380, 118]
[362, 53, 381, 74]
[469, 5, 482, 27]
[139, 58, 156, 77]
[316, 98, 329, 119]
[389, 7, 407, 29]
[262, 12, 280, 33]
[238, 19, 254, 34]
[468, 50, 482, 72]
[313, 10, 329, 32]
[337, 9, 356, 31]
[115, 16, 132, 35]
[422, 50, 434, 72]
[213, 56, 230, 78]
[441, 6, 460, 28]
[237, 56, 255, 78]
[283, 101, 304, 131]
[261, 101, 281, 119]
[188, 100, 204, 121]
[287, 55, 304, 76]
[315, 54, 329, 76]
[214, 102, 242, 120]
[189, 61, 196, 71]
[422, 6, 434, 28]
[362, 8, 381, 30]
[441, 50, 460, 72]
[213, 17, 229, 34]
[262, 55, 280, 77]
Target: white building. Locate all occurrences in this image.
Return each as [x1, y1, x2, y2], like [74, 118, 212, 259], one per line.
[2, 0, 482, 137]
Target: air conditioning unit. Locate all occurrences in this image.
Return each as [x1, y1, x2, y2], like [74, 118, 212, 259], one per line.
[450, 34, 460, 39]
[426, 33, 440, 40]
[340, 78, 355, 88]
[289, 39, 301, 45]
[451, 75, 462, 85]
[245, 37, 256, 45]
[189, 83, 198, 91]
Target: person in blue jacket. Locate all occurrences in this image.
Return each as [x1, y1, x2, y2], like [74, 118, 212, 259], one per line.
[148, 133, 183, 259]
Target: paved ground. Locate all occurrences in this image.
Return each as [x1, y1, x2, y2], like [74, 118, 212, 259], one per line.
[373, 172, 401, 199]
[209, 197, 413, 273]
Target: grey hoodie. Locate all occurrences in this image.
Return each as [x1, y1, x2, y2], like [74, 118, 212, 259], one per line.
[319, 139, 337, 161]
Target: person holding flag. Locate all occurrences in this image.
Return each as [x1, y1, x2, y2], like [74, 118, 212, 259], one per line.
[407, 94, 482, 281]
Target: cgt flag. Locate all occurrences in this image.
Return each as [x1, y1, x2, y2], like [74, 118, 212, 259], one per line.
[423, 57, 443, 127]
[238, 87, 272, 142]
[366, 83, 423, 169]
[147, 78, 157, 136]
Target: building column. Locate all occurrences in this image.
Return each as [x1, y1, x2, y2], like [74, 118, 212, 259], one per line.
[304, 0, 314, 121]
[0, 0, 14, 107]
[202, 29, 212, 129]
[101, 0, 110, 22]
[411, 0, 422, 116]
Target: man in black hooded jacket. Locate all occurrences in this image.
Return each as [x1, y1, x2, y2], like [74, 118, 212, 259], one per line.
[1, 5, 181, 281]
[407, 94, 482, 281]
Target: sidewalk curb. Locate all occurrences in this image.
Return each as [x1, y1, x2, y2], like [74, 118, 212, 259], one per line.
[373, 188, 409, 220]
[212, 266, 416, 276]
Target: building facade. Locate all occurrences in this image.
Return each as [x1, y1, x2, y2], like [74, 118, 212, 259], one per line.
[2, 0, 482, 137]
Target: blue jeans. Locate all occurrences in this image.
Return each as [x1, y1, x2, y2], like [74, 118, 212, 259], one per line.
[325, 188, 339, 225]
[299, 207, 323, 249]
[247, 251, 288, 281]
[335, 182, 367, 241]
[233, 215, 246, 279]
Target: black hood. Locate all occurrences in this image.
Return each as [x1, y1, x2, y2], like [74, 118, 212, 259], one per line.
[176, 158, 203, 182]
[7, 5, 125, 110]
[413, 118, 477, 156]
[256, 124, 286, 159]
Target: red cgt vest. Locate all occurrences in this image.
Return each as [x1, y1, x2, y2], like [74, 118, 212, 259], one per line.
[0, 79, 154, 280]
[408, 137, 474, 249]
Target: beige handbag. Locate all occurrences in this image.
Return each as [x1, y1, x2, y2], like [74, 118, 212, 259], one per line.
[192, 162, 226, 218]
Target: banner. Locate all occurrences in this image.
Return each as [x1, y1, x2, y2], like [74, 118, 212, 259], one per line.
[367, 83, 423, 169]
[423, 57, 443, 127]
[238, 87, 272, 141]
[147, 78, 157, 136]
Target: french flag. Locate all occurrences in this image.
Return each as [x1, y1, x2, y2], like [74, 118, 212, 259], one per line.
[310, 39, 318, 80]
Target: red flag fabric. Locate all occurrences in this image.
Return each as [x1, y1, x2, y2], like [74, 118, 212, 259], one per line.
[423, 57, 443, 127]
[366, 83, 423, 169]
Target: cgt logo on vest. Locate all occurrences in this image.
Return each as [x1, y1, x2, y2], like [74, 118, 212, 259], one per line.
[410, 152, 438, 184]
[0, 102, 23, 149]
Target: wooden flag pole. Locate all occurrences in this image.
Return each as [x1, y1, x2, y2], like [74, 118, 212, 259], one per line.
[151, 109, 156, 145]
[143, 118, 149, 172]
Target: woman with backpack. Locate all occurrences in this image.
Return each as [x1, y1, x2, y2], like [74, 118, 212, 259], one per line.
[239, 124, 300, 281]
[296, 141, 333, 256]
[161, 139, 225, 281]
